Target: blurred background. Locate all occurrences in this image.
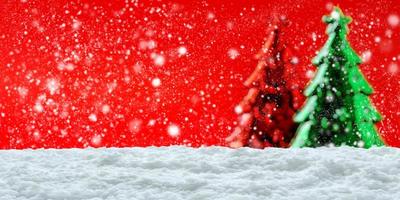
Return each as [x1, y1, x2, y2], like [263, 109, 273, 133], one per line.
[0, 0, 399, 148]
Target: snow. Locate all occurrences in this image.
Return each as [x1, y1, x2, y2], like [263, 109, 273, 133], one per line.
[90, 135, 102, 146]
[234, 105, 243, 114]
[178, 46, 187, 56]
[0, 147, 399, 200]
[151, 53, 165, 66]
[57, 62, 76, 71]
[72, 19, 82, 31]
[388, 14, 400, 27]
[331, 10, 340, 19]
[290, 56, 299, 64]
[88, 114, 97, 122]
[101, 104, 111, 114]
[17, 87, 28, 97]
[207, 12, 215, 20]
[388, 63, 398, 75]
[305, 69, 315, 78]
[151, 78, 161, 88]
[46, 79, 60, 95]
[167, 124, 180, 137]
[374, 36, 382, 43]
[361, 50, 372, 63]
[227, 48, 240, 60]
[128, 119, 142, 133]
[33, 103, 44, 113]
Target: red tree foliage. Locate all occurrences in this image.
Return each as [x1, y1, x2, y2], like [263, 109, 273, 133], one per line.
[226, 16, 304, 148]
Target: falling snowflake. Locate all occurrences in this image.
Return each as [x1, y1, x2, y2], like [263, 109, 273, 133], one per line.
[207, 12, 215, 20]
[374, 36, 381, 43]
[57, 62, 76, 71]
[331, 10, 340, 19]
[107, 82, 117, 93]
[151, 78, 161, 88]
[60, 129, 68, 137]
[148, 119, 156, 126]
[306, 70, 315, 78]
[139, 40, 156, 50]
[228, 48, 239, 60]
[34, 103, 44, 113]
[325, 2, 334, 10]
[129, 119, 142, 133]
[388, 63, 399, 75]
[234, 105, 243, 114]
[167, 124, 180, 137]
[388, 14, 400, 27]
[89, 114, 98, 122]
[311, 32, 317, 42]
[152, 53, 165, 66]
[326, 94, 334, 102]
[17, 87, 28, 97]
[178, 46, 187, 56]
[72, 19, 82, 31]
[291, 56, 299, 65]
[133, 62, 142, 74]
[33, 130, 41, 141]
[101, 104, 110, 114]
[91, 134, 102, 146]
[46, 78, 60, 95]
[361, 50, 372, 63]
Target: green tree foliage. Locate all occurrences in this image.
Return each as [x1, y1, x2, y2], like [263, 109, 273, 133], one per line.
[291, 7, 385, 148]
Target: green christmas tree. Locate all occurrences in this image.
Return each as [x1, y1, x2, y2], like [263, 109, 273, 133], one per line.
[291, 7, 385, 148]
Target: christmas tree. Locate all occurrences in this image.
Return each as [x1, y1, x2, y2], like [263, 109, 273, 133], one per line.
[226, 16, 304, 148]
[291, 7, 385, 148]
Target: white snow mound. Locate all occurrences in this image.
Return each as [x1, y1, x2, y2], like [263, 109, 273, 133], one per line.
[0, 146, 399, 200]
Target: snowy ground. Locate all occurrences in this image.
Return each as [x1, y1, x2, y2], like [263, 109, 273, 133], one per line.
[0, 147, 399, 200]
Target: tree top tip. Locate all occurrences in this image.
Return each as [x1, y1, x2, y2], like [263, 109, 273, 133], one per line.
[323, 6, 351, 25]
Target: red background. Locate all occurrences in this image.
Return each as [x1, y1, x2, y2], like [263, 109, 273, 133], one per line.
[0, 0, 399, 149]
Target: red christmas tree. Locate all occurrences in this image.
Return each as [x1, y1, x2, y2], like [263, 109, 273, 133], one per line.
[226, 16, 304, 148]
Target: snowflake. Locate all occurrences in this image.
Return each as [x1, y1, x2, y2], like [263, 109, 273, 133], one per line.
[228, 48, 239, 60]
[167, 124, 180, 137]
[46, 78, 60, 95]
[101, 104, 111, 114]
[152, 53, 165, 66]
[89, 114, 98, 122]
[388, 63, 398, 75]
[388, 14, 400, 27]
[151, 78, 161, 88]
[361, 50, 372, 63]
[234, 105, 243, 114]
[34, 103, 44, 113]
[178, 46, 187, 56]
[129, 119, 142, 133]
[91, 134, 102, 146]
[72, 19, 82, 31]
